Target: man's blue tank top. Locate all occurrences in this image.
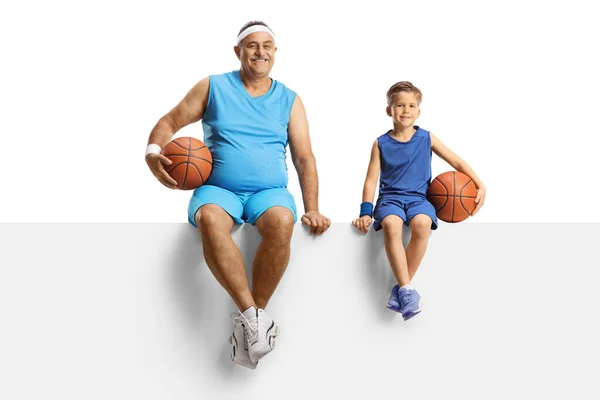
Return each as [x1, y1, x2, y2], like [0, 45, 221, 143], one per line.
[377, 126, 432, 198]
[201, 70, 297, 193]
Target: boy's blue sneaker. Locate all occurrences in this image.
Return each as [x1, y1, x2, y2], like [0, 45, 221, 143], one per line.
[398, 287, 423, 321]
[386, 284, 401, 312]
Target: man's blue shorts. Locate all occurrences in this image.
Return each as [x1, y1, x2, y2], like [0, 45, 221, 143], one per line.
[373, 195, 438, 231]
[188, 185, 298, 227]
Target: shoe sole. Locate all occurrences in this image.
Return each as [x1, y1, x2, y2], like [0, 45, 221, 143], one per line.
[249, 324, 280, 362]
[229, 334, 257, 370]
[386, 303, 401, 313]
[402, 299, 424, 321]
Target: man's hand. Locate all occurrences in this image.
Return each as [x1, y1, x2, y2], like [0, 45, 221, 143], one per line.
[301, 210, 331, 235]
[352, 215, 372, 233]
[146, 153, 178, 189]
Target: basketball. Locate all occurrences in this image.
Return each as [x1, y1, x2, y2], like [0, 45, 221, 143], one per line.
[427, 171, 477, 223]
[161, 137, 212, 190]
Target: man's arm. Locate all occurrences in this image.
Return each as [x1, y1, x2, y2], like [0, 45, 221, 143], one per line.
[148, 77, 210, 146]
[146, 77, 210, 189]
[287, 95, 330, 235]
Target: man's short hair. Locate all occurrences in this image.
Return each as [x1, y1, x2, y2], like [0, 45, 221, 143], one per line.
[238, 21, 274, 36]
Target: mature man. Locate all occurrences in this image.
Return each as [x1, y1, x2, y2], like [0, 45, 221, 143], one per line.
[145, 21, 330, 369]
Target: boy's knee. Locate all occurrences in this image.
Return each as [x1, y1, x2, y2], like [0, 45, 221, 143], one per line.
[410, 215, 432, 236]
[381, 215, 404, 232]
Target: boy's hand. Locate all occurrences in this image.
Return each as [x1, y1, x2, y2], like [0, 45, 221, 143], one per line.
[472, 186, 486, 215]
[352, 216, 372, 233]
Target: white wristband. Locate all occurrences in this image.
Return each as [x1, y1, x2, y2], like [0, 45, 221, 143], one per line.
[145, 144, 162, 157]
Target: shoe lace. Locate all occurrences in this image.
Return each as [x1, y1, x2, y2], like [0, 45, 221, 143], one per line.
[400, 291, 413, 309]
[231, 311, 258, 343]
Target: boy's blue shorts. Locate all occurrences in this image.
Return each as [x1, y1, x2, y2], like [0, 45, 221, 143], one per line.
[188, 185, 298, 227]
[373, 195, 438, 231]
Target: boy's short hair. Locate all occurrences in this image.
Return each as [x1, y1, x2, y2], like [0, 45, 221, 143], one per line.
[386, 81, 423, 106]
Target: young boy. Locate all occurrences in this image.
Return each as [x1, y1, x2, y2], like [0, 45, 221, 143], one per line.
[352, 81, 486, 320]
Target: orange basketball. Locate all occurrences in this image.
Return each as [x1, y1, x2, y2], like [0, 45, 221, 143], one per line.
[427, 171, 477, 223]
[161, 137, 212, 190]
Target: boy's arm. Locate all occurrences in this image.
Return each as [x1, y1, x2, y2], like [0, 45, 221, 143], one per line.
[362, 139, 381, 203]
[353, 140, 381, 233]
[430, 132, 486, 215]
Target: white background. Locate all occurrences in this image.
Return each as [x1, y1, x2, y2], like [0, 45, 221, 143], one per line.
[1, 0, 599, 222]
[2, 223, 598, 399]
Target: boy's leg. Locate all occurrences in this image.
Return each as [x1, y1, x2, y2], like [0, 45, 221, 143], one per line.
[405, 198, 438, 279]
[381, 215, 411, 287]
[406, 214, 433, 280]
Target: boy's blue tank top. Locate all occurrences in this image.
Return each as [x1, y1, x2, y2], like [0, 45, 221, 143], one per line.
[201, 70, 297, 193]
[377, 126, 432, 198]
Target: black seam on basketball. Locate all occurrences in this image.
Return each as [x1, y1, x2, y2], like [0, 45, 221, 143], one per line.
[171, 141, 187, 151]
[428, 194, 476, 198]
[181, 138, 190, 189]
[169, 162, 189, 170]
[460, 179, 473, 191]
[431, 177, 448, 210]
[457, 193, 470, 216]
[171, 140, 207, 152]
[437, 196, 448, 211]
[162, 154, 212, 165]
[185, 155, 212, 164]
[451, 172, 455, 222]
[433, 177, 448, 195]
[189, 162, 205, 185]
[460, 179, 474, 216]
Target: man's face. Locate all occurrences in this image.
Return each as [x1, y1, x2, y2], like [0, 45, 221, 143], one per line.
[387, 91, 421, 127]
[235, 32, 277, 77]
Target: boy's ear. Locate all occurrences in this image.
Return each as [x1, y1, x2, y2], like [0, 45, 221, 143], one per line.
[386, 106, 392, 117]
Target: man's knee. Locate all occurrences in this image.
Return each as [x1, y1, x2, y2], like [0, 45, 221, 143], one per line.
[257, 207, 294, 239]
[195, 204, 231, 236]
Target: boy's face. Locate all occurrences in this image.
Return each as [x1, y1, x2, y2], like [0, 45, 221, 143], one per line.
[386, 91, 421, 127]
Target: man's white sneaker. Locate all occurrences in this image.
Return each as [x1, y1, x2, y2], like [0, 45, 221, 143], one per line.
[229, 307, 258, 369]
[248, 308, 280, 363]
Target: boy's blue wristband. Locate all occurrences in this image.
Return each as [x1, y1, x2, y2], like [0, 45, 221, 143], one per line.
[360, 202, 374, 217]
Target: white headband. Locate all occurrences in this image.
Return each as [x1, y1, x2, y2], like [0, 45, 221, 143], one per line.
[236, 25, 275, 45]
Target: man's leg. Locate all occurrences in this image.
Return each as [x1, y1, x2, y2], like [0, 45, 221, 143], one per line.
[251, 206, 295, 309]
[232, 188, 296, 362]
[195, 204, 256, 312]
